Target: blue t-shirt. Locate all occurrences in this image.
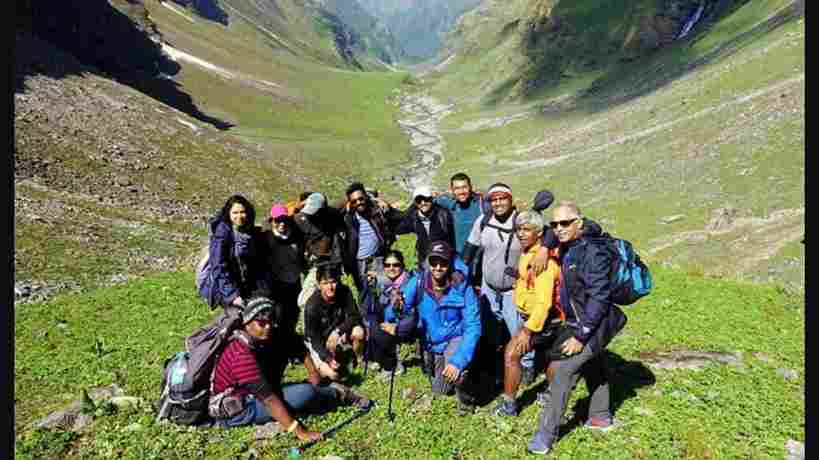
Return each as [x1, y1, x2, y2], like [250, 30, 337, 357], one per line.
[356, 213, 379, 259]
[435, 194, 483, 256]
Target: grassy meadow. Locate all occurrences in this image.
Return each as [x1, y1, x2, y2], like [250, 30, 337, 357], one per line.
[15, 236, 804, 459]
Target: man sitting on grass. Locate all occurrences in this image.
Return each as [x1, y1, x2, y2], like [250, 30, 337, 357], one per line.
[399, 241, 482, 415]
[210, 296, 370, 439]
[303, 264, 366, 381]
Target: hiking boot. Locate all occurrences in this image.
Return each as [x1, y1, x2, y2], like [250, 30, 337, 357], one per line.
[493, 396, 518, 417]
[330, 383, 372, 410]
[456, 400, 476, 416]
[527, 418, 553, 455]
[584, 416, 619, 432]
[521, 366, 537, 386]
[377, 362, 405, 382]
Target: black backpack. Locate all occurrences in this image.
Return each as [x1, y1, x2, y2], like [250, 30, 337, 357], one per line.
[156, 311, 242, 425]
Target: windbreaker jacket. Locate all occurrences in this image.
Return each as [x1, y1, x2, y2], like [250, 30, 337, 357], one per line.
[399, 267, 481, 371]
[207, 218, 270, 308]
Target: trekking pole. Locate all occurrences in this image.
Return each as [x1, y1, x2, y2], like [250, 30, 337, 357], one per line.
[287, 403, 374, 459]
[386, 341, 398, 422]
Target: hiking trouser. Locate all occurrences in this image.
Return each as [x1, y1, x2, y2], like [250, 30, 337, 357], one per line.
[270, 280, 301, 332]
[481, 281, 534, 370]
[355, 256, 385, 293]
[531, 345, 611, 444]
[430, 337, 478, 404]
[221, 385, 339, 427]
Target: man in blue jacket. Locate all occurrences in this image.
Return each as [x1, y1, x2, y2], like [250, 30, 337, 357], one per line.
[399, 240, 482, 414]
[528, 201, 627, 455]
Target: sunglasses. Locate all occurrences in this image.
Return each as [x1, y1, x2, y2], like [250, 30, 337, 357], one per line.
[384, 262, 403, 268]
[414, 196, 433, 204]
[549, 218, 578, 229]
[351, 196, 367, 204]
[429, 258, 450, 268]
[273, 217, 289, 224]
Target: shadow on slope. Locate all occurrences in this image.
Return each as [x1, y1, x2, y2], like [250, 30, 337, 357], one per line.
[578, 0, 804, 112]
[170, 0, 229, 25]
[17, 0, 234, 130]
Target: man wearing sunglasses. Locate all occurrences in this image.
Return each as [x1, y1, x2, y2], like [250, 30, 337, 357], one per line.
[397, 241, 482, 415]
[394, 184, 456, 271]
[528, 201, 627, 455]
[342, 182, 403, 292]
[211, 296, 370, 437]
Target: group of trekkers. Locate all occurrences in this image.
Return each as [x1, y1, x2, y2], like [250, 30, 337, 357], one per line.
[196, 173, 628, 455]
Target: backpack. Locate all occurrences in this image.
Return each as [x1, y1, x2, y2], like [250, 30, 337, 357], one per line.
[471, 209, 518, 285]
[195, 220, 218, 308]
[588, 234, 653, 306]
[155, 311, 242, 425]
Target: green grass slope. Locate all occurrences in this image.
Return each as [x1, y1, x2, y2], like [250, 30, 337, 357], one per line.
[15, 239, 803, 458]
[420, 0, 804, 290]
[15, 0, 412, 290]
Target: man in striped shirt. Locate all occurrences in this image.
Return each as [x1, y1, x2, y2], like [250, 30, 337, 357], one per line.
[211, 297, 370, 438]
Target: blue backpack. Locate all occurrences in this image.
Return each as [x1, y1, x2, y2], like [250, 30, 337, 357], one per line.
[591, 234, 653, 306]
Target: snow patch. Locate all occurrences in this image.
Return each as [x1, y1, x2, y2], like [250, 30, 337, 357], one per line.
[161, 43, 235, 80]
[176, 117, 200, 132]
[161, 1, 196, 23]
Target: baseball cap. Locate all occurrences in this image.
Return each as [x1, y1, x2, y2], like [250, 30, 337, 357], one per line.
[427, 240, 454, 261]
[301, 192, 326, 216]
[413, 185, 433, 200]
[268, 203, 289, 221]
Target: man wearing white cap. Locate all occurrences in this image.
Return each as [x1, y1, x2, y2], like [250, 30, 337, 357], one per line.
[394, 184, 456, 271]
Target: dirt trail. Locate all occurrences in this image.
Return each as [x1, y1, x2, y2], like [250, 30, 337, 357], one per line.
[392, 93, 455, 193]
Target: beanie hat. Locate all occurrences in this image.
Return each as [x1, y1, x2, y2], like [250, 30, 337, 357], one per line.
[242, 297, 275, 324]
